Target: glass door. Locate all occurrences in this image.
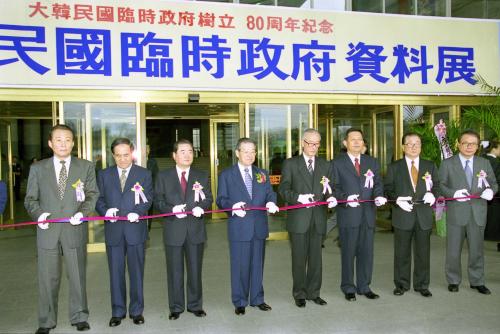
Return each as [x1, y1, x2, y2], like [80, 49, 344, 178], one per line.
[211, 119, 239, 219]
[0, 121, 13, 226]
[373, 108, 396, 176]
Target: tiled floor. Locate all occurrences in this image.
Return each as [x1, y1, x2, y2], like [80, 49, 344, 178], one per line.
[1, 221, 499, 334]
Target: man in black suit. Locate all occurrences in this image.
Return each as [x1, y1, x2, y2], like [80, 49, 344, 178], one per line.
[331, 128, 386, 301]
[155, 139, 213, 320]
[483, 139, 500, 249]
[279, 128, 337, 308]
[385, 133, 439, 297]
[95, 138, 153, 327]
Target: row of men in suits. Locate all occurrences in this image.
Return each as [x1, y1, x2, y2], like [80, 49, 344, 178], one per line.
[25, 125, 498, 334]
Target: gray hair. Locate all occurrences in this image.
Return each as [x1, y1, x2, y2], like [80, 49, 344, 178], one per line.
[303, 128, 321, 140]
[235, 137, 257, 151]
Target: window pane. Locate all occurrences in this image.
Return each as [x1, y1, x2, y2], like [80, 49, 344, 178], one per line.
[386, 0, 414, 14]
[452, 0, 487, 18]
[487, 0, 500, 19]
[278, 0, 310, 8]
[312, 0, 345, 10]
[240, 0, 275, 5]
[353, 0, 383, 13]
[418, 0, 446, 16]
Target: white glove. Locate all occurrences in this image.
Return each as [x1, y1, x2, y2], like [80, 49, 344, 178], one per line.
[69, 212, 83, 226]
[172, 204, 187, 218]
[326, 196, 338, 208]
[127, 212, 140, 223]
[297, 194, 315, 207]
[37, 212, 51, 230]
[480, 188, 494, 201]
[105, 208, 119, 223]
[396, 196, 413, 212]
[192, 206, 205, 218]
[347, 194, 360, 207]
[453, 189, 470, 202]
[422, 192, 436, 206]
[374, 196, 387, 207]
[232, 201, 247, 218]
[266, 202, 279, 214]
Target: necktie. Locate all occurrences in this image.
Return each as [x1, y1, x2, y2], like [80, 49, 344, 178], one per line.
[411, 160, 418, 189]
[120, 169, 127, 192]
[307, 159, 314, 175]
[464, 160, 473, 189]
[244, 168, 253, 198]
[354, 158, 360, 176]
[58, 160, 67, 200]
[180, 171, 187, 196]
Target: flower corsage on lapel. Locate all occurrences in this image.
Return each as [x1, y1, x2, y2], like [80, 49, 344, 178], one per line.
[255, 172, 266, 184]
[192, 181, 206, 202]
[72, 179, 85, 202]
[131, 182, 148, 205]
[476, 170, 490, 188]
[364, 169, 374, 189]
[422, 172, 433, 191]
[320, 176, 332, 195]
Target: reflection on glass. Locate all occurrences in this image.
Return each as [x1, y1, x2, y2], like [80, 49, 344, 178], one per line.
[216, 122, 239, 174]
[63, 102, 137, 244]
[403, 105, 450, 133]
[375, 111, 394, 175]
[240, 0, 275, 5]
[386, 0, 413, 14]
[312, 0, 345, 10]
[418, 0, 445, 16]
[353, 0, 383, 13]
[278, 0, 310, 8]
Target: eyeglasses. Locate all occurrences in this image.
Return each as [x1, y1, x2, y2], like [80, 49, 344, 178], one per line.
[460, 142, 478, 148]
[304, 140, 320, 148]
[404, 143, 421, 148]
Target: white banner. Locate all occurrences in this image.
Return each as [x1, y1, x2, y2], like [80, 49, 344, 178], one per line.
[0, 0, 498, 95]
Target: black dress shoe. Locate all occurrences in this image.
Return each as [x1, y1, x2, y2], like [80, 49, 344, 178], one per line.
[448, 284, 459, 292]
[309, 297, 327, 305]
[345, 293, 356, 301]
[415, 289, 432, 297]
[169, 312, 181, 320]
[109, 316, 125, 327]
[187, 309, 207, 317]
[295, 299, 306, 307]
[252, 303, 272, 311]
[393, 287, 405, 296]
[362, 291, 380, 299]
[235, 307, 245, 315]
[35, 328, 51, 334]
[470, 285, 491, 295]
[130, 314, 144, 325]
[71, 321, 90, 331]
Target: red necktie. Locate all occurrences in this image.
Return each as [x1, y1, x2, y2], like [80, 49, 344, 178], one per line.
[354, 158, 360, 176]
[181, 171, 187, 195]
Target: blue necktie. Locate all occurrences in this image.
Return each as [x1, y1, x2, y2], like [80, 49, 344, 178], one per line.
[464, 160, 473, 189]
[244, 168, 252, 198]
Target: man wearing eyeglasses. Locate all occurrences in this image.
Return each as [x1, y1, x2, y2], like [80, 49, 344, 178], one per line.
[279, 128, 337, 308]
[439, 130, 497, 295]
[331, 128, 386, 302]
[384, 133, 439, 298]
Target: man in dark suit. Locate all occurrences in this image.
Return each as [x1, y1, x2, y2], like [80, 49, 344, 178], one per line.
[482, 139, 500, 249]
[385, 132, 439, 297]
[25, 124, 99, 334]
[216, 138, 278, 315]
[331, 128, 386, 302]
[155, 139, 213, 320]
[0, 179, 6, 214]
[278, 128, 337, 308]
[95, 138, 153, 327]
[439, 130, 498, 294]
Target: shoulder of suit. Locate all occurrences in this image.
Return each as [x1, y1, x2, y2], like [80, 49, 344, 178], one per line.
[190, 167, 209, 178]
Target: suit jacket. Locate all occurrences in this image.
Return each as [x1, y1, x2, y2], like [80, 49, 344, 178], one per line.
[216, 164, 277, 242]
[483, 154, 500, 194]
[278, 155, 332, 234]
[0, 180, 6, 214]
[385, 158, 440, 231]
[331, 153, 384, 229]
[155, 167, 213, 246]
[439, 155, 498, 227]
[95, 164, 153, 246]
[25, 157, 99, 249]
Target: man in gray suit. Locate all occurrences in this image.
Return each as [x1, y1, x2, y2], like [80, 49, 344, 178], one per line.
[25, 124, 99, 334]
[331, 128, 386, 302]
[279, 128, 337, 308]
[439, 130, 498, 294]
[385, 132, 439, 297]
[155, 139, 213, 320]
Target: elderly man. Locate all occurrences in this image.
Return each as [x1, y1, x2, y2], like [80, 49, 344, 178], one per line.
[439, 130, 497, 294]
[216, 137, 278, 315]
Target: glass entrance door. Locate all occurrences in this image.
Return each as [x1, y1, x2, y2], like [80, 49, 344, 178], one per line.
[0, 121, 13, 225]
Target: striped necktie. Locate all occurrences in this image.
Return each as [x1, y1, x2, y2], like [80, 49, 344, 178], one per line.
[464, 160, 473, 189]
[244, 168, 252, 198]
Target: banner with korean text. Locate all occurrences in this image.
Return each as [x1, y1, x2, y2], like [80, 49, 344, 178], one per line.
[0, 0, 499, 94]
